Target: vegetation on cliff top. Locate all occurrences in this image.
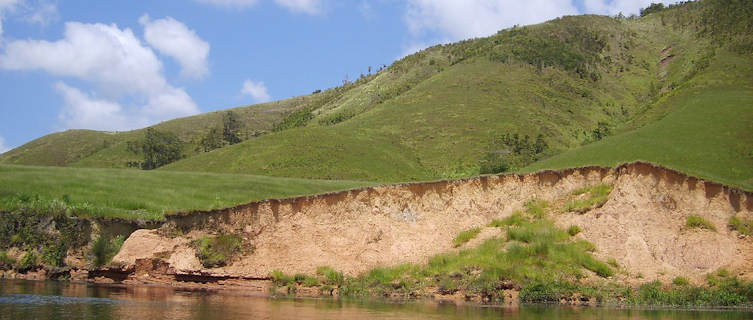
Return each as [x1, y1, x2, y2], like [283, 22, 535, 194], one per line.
[0, 165, 371, 220]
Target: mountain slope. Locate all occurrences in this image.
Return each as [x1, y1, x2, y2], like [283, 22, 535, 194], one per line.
[164, 7, 711, 182]
[525, 49, 753, 190]
[3, 0, 751, 189]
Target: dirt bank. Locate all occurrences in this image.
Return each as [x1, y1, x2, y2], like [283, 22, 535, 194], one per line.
[108, 162, 751, 288]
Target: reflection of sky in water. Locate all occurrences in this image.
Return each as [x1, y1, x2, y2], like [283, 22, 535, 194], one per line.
[0, 293, 121, 305]
[1, 279, 751, 320]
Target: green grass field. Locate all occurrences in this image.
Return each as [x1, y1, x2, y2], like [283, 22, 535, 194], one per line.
[0, 165, 372, 220]
[1, 0, 751, 223]
[524, 50, 753, 190]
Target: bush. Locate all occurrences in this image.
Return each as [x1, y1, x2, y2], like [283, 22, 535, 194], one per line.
[42, 243, 67, 267]
[0, 251, 16, 270]
[452, 227, 482, 247]
[194, 234, 242, 268]
[141, 128, 184, 170]
[686, 215, 716, 231]
[19, 251, 38, 270]
[479, 152, 510, 174]
[91, 235, 125, 268]
[567, 225, 582, 236]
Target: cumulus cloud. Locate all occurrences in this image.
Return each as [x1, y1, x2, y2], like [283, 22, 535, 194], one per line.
[0, 135, 10, 153]
[583, 0, 678, 16]
[139, 14, 210, 79]
[0, 21, 199, 130]
[240, 79, 271, 103]
[405, 0, 579, 41]
[54, 82, 136, 131]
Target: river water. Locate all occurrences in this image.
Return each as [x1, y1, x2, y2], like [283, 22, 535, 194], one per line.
[0, 280, 751, 319]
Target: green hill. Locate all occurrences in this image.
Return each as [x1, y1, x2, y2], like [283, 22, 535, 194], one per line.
[3, 0, 752, 189]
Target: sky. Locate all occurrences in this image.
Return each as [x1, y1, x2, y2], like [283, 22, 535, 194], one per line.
[0, 0, 679, 153]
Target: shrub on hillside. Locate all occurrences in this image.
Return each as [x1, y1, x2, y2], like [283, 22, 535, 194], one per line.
[91, 235, 125, 268]
[141, 128, 184, 170]
[194, 234, 243, 268]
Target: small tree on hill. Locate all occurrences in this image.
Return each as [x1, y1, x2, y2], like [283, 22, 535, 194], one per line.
[222, 111, 242, 145]
[199, 127, 225, 152]
[141, 128, 184, 170]
[640, 3, 665, 17]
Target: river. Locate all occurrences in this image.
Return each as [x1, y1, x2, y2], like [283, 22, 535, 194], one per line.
[0, 280, 751, 319]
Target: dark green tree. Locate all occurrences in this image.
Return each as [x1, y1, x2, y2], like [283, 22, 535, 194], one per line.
[222, 111, 243, 145]
[141, 128, 184, 170]
[199, 127, 225, 152]
[640, 3, 665, 17]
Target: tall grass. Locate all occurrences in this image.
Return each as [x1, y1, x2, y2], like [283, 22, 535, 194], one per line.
[0, 165, 371, 220]
[452, 228, 482, 247]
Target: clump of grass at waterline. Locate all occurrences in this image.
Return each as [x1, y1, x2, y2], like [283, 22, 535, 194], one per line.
[626, 269, 753, 307]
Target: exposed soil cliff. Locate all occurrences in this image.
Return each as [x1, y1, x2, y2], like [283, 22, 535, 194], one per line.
[111, 162, 753, 287]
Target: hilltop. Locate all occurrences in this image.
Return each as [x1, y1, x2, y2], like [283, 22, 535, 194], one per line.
[2, 0, 752, 189]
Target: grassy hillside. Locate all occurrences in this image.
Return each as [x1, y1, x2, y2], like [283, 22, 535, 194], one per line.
[3, 0, 751, 190]
[0, 165, 371, 220]
[0, 89, 349, 168]
[525, 49, 753, 190]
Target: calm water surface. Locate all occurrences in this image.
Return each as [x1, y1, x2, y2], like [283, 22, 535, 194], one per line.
[0, 279, 751, 319]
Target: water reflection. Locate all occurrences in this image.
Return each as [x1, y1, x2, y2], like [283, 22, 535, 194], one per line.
[0, 280, 750, 320]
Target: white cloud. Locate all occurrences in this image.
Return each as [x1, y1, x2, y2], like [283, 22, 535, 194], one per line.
[194, 0, 259, 8]
[405, 0, 579, 41]
[139, 14, 210, 79]
[274, 0, 322, 15]
[240, 79, 271, 103]
[583, 0, 677, 16]
[0, 135, 10, 153]
[0, 21, 199, 130]
[54, 82, 136, 131]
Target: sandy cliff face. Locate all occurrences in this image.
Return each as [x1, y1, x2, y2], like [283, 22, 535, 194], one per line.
[113, 162, 753, 283]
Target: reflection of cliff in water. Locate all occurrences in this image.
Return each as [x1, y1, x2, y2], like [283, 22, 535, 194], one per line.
[1, 279, 752, 320]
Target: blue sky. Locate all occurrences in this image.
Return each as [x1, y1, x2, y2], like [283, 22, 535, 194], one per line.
[0, 0, 677, 152]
